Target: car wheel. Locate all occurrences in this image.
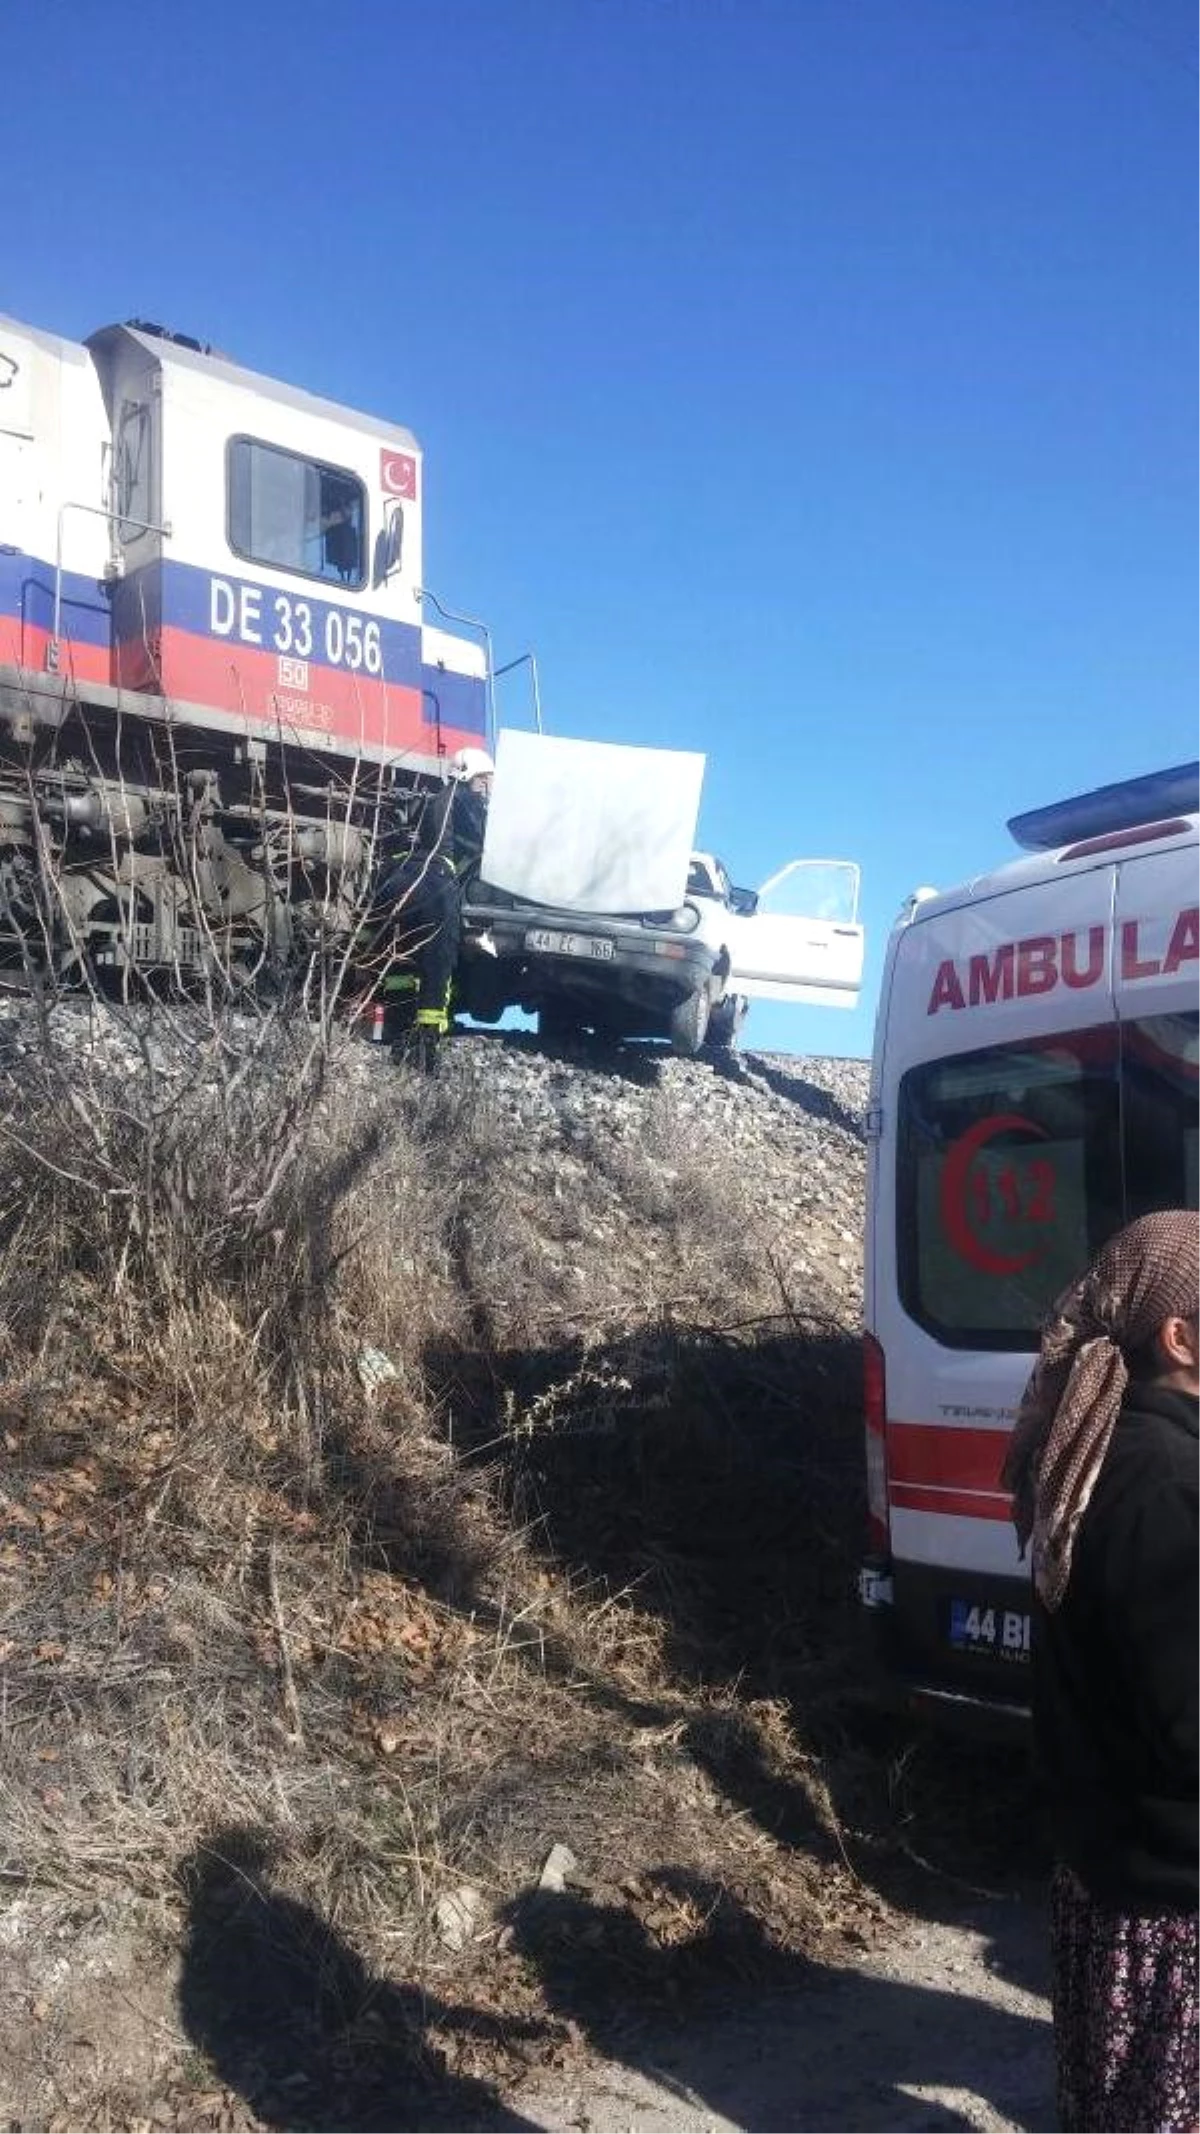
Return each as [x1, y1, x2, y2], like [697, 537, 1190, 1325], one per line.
[669, 987, 711, 1058]
[705, 994, 745, 1054]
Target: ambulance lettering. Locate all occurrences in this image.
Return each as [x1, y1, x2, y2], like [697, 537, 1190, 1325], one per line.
[1122, 908, 1198, 982]
[968, 944, 1014, 1005]
[927, 908, 1198, 1014]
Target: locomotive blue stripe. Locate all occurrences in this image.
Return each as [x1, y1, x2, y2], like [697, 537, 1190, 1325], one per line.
[121, 557, 424, 678]
[148, 558, 487, 734]
[1, 548, 488, 738]
[417, 661, 488, 734]
[0, 548, 113, 647]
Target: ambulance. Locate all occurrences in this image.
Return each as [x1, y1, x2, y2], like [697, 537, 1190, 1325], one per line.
[860, 762, 1199, 1728]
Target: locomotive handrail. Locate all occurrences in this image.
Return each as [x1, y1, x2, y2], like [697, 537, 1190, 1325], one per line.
[49, 498, 173, 668]
[414, 586, 496, 752]
[494, 650, 544, 735]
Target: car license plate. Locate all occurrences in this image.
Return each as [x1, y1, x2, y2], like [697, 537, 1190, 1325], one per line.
[525, 929, 615, 960]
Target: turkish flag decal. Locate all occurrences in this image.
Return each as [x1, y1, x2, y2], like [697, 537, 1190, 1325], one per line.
[380, 448, 418, 499]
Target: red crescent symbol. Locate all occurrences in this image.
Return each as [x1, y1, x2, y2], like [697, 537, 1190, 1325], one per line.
[939, 1113, 1050, 1276]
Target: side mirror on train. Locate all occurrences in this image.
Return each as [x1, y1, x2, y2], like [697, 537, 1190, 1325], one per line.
[378, 502, 404, 584]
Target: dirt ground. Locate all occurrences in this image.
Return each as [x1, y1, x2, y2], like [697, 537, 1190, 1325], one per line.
[0, 1877, 1053, 2134]
[509, 1889, 1053, 2133]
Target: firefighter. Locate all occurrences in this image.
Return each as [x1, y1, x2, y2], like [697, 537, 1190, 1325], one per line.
[376, 747, 494, 1062]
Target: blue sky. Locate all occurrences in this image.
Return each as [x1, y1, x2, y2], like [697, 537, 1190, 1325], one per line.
[6, 0, 1196, 1057]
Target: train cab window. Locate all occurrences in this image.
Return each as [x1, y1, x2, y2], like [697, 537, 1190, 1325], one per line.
[227, 437, 366, 588]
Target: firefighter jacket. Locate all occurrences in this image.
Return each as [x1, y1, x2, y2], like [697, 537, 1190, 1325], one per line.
[416, 780, 488, 882]
[377, 780, 488, 906]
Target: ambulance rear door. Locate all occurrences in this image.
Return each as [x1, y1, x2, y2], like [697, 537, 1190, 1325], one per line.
[869, 858, 1124, 1701]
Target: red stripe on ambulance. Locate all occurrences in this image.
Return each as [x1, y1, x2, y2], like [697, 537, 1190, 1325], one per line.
[886, 1420, 1013, 1520]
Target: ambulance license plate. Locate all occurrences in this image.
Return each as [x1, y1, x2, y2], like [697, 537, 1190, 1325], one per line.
[944, 1597, 1031, 1661]
[526, 929, 615, 960]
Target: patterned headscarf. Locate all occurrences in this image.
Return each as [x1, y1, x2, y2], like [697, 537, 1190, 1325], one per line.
[1002, 1210, 1199, 1611]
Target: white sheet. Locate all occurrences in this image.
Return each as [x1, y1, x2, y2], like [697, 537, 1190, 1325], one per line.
[481, 730, 706, 914]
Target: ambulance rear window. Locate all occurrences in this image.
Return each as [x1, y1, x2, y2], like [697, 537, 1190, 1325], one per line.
[897, 1011, 1200, 1349]
[1121, 1013, 1200, 1221]
[227, 437, 366, 588]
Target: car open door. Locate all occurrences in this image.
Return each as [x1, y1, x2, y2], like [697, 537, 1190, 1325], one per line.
[728, 859, 865, 1008]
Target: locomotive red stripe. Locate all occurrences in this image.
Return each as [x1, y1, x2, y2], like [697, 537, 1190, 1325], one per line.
[151, 626, 431, 753]
[2, 618, 485, 764]
[0, 616, 111, 689]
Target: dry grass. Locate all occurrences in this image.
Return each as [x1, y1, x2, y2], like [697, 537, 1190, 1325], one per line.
[0, 997, 1038, 2128]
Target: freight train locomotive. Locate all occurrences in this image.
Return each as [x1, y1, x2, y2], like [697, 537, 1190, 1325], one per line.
[0, 314, 489, 981]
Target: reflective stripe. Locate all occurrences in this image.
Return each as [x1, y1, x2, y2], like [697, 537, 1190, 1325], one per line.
[889, 1482, 1013, 1522]
[387, 848, 456, 876]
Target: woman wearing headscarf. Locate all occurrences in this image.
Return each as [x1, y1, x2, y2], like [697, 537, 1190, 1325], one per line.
[1003, 1209, 1199, 2133]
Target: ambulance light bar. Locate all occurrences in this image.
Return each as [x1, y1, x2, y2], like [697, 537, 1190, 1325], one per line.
[1008, 762, 1200, 854]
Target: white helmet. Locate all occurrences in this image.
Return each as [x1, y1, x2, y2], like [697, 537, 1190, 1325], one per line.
[449, 746, 495, 783]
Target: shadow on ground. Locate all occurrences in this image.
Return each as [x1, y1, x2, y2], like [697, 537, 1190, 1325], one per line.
[177, 1829, 541, 2132]
[733, 1050, 867, 1141]
[252, 1316, 1052, 2128]
[429, 1320, 866, 1691]
[503, 1871, 1052, 2133]
[417, 1316, 1050, 1913]
[306, 1291, 1049, 1965]
[176, 1836, 1050, 2134]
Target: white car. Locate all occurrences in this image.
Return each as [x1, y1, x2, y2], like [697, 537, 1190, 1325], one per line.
[460, 851, 864, 1057]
